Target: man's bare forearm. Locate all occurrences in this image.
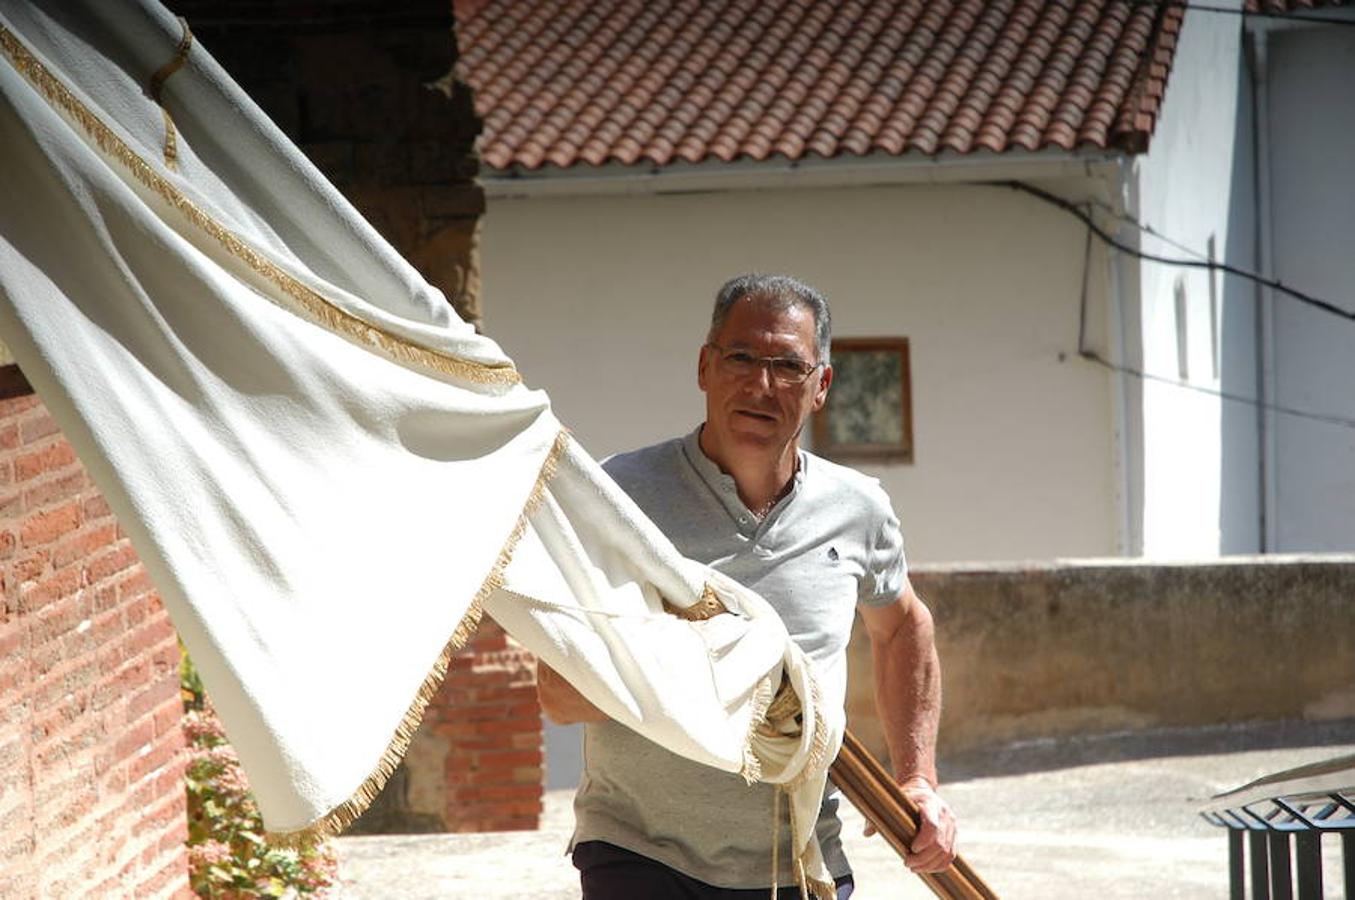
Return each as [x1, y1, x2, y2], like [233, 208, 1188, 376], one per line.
[537, 662, 608, 724]
[871, 595, 941, 784]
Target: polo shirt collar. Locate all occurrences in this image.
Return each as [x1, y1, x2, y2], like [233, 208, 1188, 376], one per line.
[681, 426, 806, 534]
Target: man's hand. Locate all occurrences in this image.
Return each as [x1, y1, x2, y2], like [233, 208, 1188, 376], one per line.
[859, 776, 958, 873]
[898, 776, 957, 873]
[537, 662, 608, 725]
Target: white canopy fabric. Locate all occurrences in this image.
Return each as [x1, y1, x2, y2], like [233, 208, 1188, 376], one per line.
[0, 2, 842, 895]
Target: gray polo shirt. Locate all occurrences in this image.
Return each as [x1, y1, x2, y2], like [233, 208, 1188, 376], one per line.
[572, 427, 907, 888]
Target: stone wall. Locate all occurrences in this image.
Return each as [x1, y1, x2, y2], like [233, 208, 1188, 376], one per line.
[845, 556, 1355, 763]
[0, 391, 190, 898]
[171, 0, 487, 326]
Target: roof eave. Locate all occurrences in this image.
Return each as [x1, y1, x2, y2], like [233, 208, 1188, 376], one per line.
[479, 148, 1129, 199]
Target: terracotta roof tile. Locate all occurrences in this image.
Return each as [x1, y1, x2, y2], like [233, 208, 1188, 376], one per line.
[457, 0, 1186, 170]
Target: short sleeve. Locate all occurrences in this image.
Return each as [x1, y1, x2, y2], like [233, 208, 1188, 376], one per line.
[859, 502, 907, 608]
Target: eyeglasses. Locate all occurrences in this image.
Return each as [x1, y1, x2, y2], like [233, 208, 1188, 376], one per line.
[706, 343, 824, 387]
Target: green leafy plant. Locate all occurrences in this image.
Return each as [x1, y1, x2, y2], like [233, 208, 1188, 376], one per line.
[181, 650, 338, 898]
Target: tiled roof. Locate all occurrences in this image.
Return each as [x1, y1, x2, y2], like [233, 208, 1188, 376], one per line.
[455, 0, 1186, 171]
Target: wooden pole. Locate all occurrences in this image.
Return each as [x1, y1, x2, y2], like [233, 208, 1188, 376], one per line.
[830, 729, 1000, 899]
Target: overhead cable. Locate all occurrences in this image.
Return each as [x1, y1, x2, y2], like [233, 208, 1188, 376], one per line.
[1002, 180, 1355, 325]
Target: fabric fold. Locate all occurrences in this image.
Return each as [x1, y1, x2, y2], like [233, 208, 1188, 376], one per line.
[0, 0, 842, 888]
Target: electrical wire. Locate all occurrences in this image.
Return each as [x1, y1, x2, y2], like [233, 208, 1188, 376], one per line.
[1055, 186, 1355, 430]
[1002, 180, 1355, 324]
[1077, 348, 1355, 428]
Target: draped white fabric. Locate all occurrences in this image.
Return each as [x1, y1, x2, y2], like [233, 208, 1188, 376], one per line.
[0, 2, 842, 894]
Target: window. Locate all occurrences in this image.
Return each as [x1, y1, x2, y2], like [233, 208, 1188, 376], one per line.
[1174, 275, 1190, 381]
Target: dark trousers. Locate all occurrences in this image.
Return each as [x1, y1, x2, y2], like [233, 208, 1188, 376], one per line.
[574, 841, 855, 900]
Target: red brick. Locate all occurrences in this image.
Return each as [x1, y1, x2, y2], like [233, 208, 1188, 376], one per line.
[33, 713, 105, 771]
[18, 566, 83, 616]
[0, 490, 20, 518]
[31, 602, 83, 647]
[0, 460, 11, 485]
[37, 777, 97, 832]
[81, 493, 111, 521]
[467, 715, 539, 736]
[0, 529, 16, 560]
[106, 718, 154, 765]
[0, 395, 38, 416]
[11, 551, 49, 585]
[33, 763, 94, 811]
[118, 570, 154, 604]
[19, 412, 60, 446]
[84, 544, 138, 585]
[471, 783, 539, 801]
[130, 791, 182, 840]
[100, 760, 129, 794]
[91, 656, 149, 712]
[151, 697, 184, 740]
[90, 582, 120, 614]
[27, 637, 62, 679]
[157, 820, 188, 855]
[0, 423, 19, 450]
[51, 524, 116, 570]
[466, 749, 541, 769]
[149, 641, 179, 676]
[134, 848, 190, 898]
[14, 440, 77, 482]
[0, 660, 26, 695]
[0, 627, 22, 659]
[91, 609, 125, 657]
[20, 500, 82, 548]
[127, 676, 178, 724]
[24, 471, 86, 516]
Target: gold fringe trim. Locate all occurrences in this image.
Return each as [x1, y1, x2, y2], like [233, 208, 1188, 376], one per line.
[779, 673, 831, 794]
[802, 870, 836, 900]
[0, 25, 519, 387]
[267, 428, 570, 846]
[147, 16, 192, 170]
[738, 670, 777, 785]
[662, 581, 728, 621]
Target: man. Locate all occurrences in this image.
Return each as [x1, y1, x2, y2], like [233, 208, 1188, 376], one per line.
[538, 274, 956, 898]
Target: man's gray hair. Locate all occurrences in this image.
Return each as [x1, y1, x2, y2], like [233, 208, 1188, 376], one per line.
[708, 274, 832, 365]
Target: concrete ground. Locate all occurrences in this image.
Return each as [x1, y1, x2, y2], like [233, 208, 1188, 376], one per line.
[333, 720, 1355, 899]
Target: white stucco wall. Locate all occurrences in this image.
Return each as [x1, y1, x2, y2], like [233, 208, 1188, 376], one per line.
[1262, 22, 1355, 552]
[479, 181, 1119, 564]
[1127, 4, 1255, 557]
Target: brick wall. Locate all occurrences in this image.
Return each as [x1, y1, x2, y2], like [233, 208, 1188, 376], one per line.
[0, 389, 190, 898]
[431, 623, 544, 832]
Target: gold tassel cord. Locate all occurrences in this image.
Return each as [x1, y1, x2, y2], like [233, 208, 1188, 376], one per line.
[0, 25, 519, 388]
[264, 428, 571, 847]
[147, 16, 192, 169]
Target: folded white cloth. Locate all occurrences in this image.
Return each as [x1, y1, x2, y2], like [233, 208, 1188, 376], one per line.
[0, 2, 841, 894]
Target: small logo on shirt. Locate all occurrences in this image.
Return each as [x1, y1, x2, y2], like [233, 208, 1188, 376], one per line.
[827, 546, 839, 563]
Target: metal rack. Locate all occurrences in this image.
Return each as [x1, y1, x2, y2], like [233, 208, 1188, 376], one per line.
[1201, 752, 1355, 899]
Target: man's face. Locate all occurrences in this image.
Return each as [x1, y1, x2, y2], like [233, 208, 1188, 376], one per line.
[698, 297, 832, 456]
